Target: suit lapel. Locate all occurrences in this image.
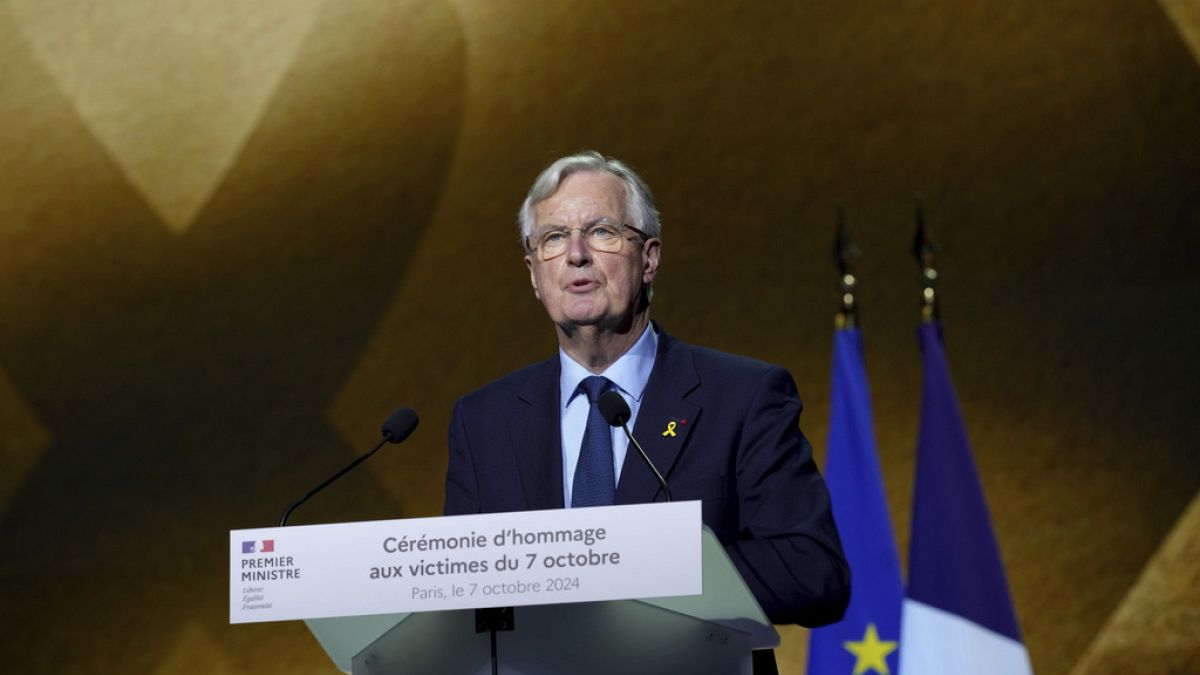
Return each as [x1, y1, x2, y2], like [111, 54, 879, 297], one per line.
[509, 357, 564, 510]
[616, 330, 701, 504]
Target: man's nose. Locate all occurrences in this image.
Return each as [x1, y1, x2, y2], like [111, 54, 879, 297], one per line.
[566, 230, 591, 265]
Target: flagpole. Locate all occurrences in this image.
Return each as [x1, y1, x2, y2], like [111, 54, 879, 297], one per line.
[807, 208, 905, 675]
[834, 204, 860, 330]
[912, 197, 940, 325]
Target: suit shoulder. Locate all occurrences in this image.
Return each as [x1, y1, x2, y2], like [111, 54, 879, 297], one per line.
[681, 341, 789, 383]
[668, 339, 803, 409]
[456, 356, 557, 409]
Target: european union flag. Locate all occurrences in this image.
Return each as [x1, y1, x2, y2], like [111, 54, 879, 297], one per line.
[899, 322, 1034, 674]
[807, 327, 903, 675]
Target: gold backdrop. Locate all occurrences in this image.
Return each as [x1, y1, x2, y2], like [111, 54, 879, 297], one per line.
[1, 1, 1198, 673]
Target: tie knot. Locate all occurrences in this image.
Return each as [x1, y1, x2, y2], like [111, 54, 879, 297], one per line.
[578, 375, 612, 403]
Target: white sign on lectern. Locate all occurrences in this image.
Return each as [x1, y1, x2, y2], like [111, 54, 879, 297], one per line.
[230, 501, 701, 624]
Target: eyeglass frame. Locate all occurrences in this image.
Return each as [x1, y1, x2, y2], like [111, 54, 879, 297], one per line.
[523, 219, 653, 260]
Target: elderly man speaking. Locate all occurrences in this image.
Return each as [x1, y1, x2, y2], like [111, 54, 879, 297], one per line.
[444, 151, 849, 669]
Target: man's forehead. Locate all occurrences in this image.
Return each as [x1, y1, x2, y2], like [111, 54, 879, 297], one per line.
[534, 171, 626, 225]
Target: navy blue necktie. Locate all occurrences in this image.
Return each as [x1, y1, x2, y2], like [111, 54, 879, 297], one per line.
[571, 376, 616, 507]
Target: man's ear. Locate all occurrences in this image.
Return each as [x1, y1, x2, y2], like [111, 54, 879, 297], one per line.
[642, 237, 662, 284]
[524, 254, 541, 299]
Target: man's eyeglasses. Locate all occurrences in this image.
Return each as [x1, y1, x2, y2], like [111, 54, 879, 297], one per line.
[525, 221, 649, 261]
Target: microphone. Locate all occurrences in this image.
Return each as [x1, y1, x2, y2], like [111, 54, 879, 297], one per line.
[598, 391, 671, 502]
[381, 407, 420, 444]
[279, 407, 419, 526]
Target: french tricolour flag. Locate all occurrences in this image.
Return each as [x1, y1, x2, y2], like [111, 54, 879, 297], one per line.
[899, 323, 1034, 675]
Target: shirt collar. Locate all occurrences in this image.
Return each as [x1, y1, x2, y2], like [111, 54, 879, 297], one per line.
[559, 323, 658, 408]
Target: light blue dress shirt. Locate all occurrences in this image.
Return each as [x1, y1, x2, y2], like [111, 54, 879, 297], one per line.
[558, 324, 658, 507]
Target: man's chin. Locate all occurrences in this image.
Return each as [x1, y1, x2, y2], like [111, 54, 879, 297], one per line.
[554, 309, 644, 335]
[555, 301, 608, 326]
[559, 314, 606, 329]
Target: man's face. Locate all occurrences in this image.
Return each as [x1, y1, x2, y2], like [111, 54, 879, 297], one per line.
[525, 171, 661, 333]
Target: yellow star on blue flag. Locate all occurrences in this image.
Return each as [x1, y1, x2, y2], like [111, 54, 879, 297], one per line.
[842, 622, 898, 675]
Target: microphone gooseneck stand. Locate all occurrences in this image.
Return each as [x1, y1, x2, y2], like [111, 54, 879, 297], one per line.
[277, 407, 419, 527]
[476, 607, 514, 675]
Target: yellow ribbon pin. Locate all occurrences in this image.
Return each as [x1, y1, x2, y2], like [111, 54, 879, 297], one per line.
[662, 421, 678, 437]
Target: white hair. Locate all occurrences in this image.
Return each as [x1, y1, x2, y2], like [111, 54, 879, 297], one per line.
[518, 151, 661, 243]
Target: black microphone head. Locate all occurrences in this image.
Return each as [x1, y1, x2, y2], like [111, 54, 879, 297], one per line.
[381, 407, 419, 443]
[598, 390, 631, 427]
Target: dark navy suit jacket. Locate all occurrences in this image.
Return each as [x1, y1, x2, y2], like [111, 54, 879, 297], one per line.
[444, 327, 849, 626]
